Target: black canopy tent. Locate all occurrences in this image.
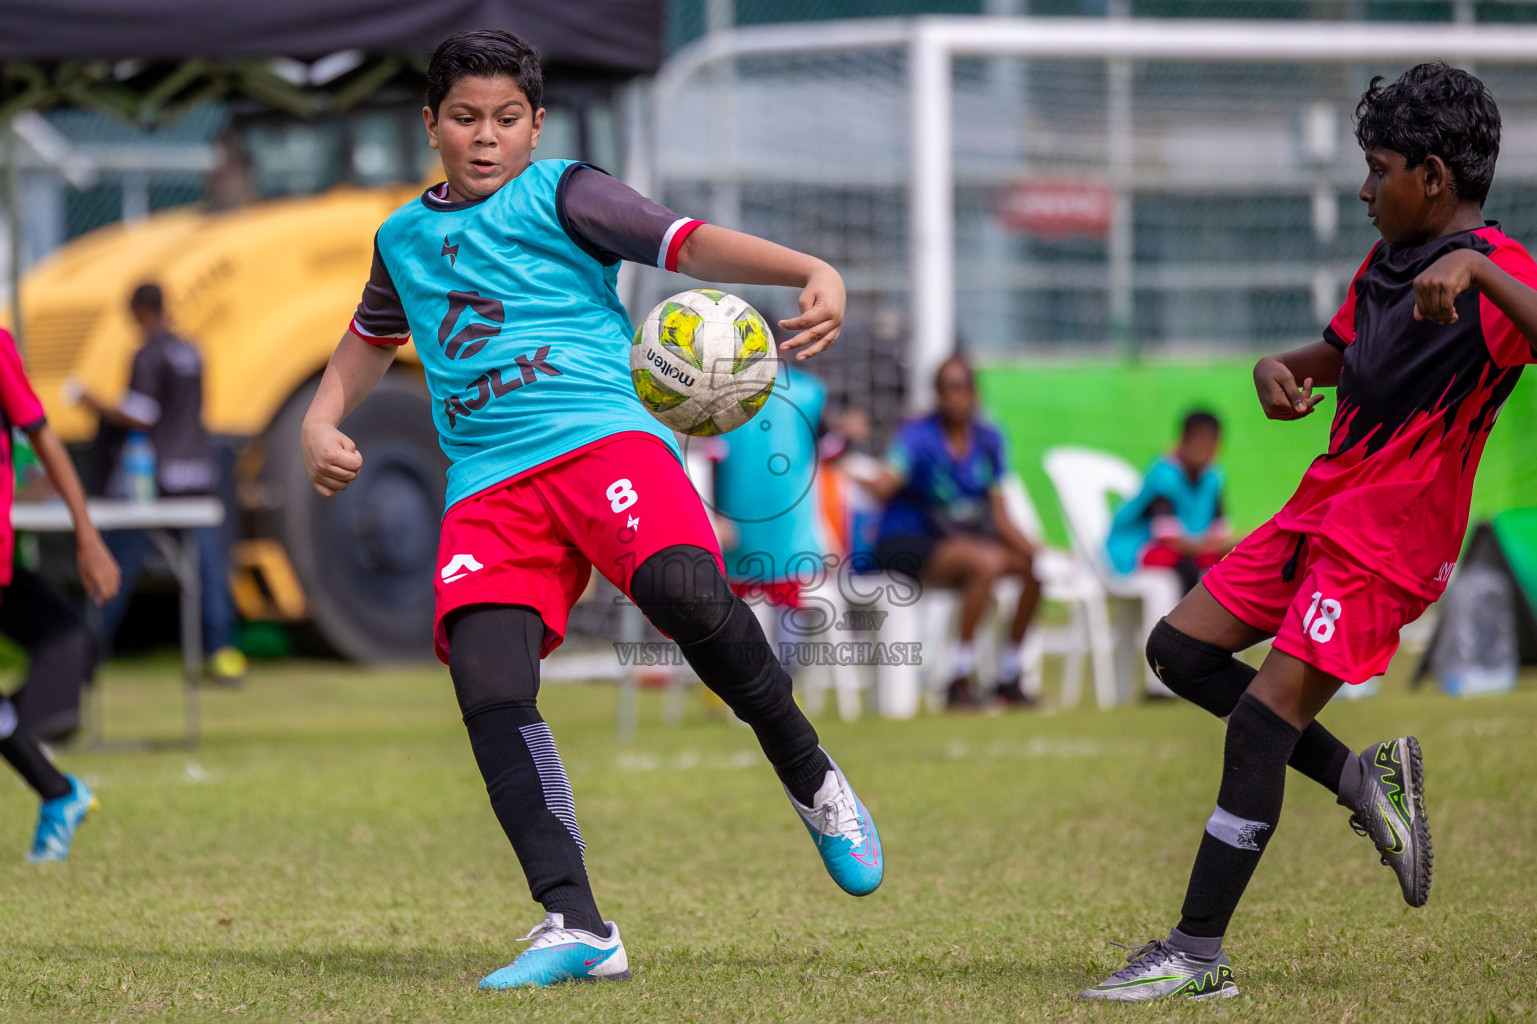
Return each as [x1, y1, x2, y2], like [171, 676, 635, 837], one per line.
[0, 0, 664, 120]
[0, 0, 664, 339]
[0, 0, 662, 68]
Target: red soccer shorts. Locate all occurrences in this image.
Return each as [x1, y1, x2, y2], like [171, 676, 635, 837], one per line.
[433, 432, 723, 663]
[1202, 517, 1432, 684]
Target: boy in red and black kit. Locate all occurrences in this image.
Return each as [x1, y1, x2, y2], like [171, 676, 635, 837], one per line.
[0, 327, 120, 860]
[1084, 62, 1537, 1001]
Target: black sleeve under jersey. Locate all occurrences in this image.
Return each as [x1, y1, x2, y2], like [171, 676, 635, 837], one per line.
[555, 164, 703, 270]
[350, 234, 411, 344]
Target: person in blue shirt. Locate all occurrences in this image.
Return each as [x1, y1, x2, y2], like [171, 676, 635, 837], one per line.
[300, 30, 882, 990]
[1106, 410, 1234, 594]
[860, 355, 1040, 710]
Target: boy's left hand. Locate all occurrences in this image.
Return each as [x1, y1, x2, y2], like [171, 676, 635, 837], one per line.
[778, 265, 844, 360]
[1413, 249, 1488, 325]
[77, 532, 121, 605]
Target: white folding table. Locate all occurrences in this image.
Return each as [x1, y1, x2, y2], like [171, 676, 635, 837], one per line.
[11, 497, 225, 748]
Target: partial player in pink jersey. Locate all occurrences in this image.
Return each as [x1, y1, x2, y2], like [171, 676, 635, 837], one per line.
[0, 327, 120, 860]
[1083, 63, 1537, 1002]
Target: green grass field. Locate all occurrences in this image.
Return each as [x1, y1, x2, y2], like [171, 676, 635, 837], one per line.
[0, 659, 1533, 1022]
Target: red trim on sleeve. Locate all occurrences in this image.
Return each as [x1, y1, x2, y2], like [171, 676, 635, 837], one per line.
[349, 318, 407, 347]
[1478, 234, 1537, 367]
[664, 219, 705, 273]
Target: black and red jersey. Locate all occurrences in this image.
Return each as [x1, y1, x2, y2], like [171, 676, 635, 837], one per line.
[1274, 224, 1537, 599]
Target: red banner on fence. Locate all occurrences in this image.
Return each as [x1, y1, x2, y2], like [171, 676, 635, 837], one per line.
[996, 179, 1115, 239]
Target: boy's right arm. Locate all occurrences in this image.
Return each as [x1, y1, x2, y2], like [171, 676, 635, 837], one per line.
[1253, 341, 1342, 421]
[301, 331, 395, 496]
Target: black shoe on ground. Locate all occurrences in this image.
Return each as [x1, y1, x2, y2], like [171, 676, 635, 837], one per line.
[944, 676, 985, 711]
[994, 677, 1037, 710]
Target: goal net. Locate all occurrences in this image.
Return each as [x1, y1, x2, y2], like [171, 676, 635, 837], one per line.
[631, 17, 1537, 419]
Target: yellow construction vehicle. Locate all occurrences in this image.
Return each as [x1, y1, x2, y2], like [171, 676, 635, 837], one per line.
[20, 179, 450, 662]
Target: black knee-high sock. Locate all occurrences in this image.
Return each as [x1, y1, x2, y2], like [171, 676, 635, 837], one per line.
[463, 703, 606, 935]
[630, 546, 831, 805]
[1147, 620, 1350, 794]
[0, 699, 70, 800]
[448, 605, 605, 936]
[1175, 693, 1300, 941]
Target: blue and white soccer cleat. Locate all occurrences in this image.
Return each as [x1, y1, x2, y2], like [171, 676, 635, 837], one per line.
[478, 913, 631, 989]
[27, 776, 97, 862]
[786, 755, 883, 896]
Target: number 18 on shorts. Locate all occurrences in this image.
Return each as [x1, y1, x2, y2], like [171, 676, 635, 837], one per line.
[1203, 523, 1431, 685]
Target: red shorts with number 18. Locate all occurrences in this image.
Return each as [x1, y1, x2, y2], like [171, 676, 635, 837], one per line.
[1201, 518, 1432, 684]
[433, 432, 723, 663]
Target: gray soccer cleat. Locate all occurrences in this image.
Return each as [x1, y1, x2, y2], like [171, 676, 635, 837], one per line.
[1349, 736, 1432, 908]
[1079, 940, 1239, 1002]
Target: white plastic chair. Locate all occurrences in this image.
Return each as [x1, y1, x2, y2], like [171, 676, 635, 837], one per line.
[1042, 446, 1183, 707]
[990, 473, 1105, 705]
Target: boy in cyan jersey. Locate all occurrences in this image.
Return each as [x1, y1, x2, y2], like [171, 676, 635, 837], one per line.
[300, 30, 882, 990]
[1083, 63, 1537, 1001]
[1105, 410, 1232, 595]
[714, 363, 828, 625]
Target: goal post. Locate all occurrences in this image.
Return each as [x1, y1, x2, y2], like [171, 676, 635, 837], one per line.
[636, 16, 1537, 412]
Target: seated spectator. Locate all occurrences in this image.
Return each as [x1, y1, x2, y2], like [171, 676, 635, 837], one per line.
[1106, 409, 1234, 595]
[851, 355, 1040, 711]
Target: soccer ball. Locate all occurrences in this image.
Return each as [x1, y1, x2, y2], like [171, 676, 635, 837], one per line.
[631, 289, 777, 436]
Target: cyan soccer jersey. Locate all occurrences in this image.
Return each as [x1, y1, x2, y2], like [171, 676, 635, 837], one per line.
[714, 366, 827, 582]
[352, 159, 704, 508]
[1105, 455, 1226, 575]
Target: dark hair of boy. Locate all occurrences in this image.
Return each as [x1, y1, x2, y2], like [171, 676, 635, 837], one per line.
[426, 29, 544, 114]
[129, 283, 163, 314]
[1182, 410, 1220, 437]
[1355, 61, 1501, 205]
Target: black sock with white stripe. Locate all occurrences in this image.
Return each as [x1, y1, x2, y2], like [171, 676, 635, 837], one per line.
[1174, 692, 1300, 942]
[463, 702, 605, 936]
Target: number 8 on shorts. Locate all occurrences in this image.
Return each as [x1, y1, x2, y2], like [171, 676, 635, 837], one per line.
[607, 478, 637, 513]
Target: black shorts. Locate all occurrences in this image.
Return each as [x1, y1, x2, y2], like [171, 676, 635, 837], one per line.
[874, 533, 938, 581]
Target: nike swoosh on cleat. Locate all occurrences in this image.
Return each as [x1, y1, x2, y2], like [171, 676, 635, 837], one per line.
[849, 812, 880, 867]
[1378, 806, 1405, 854]
[583, 953, 610, 967]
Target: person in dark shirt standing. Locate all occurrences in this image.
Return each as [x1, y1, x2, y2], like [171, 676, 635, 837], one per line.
[1083, 63, 1537, 1001]
[75, 283, 244, 682]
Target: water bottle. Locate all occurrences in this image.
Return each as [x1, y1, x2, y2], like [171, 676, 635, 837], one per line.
[123, 432, 157, 504]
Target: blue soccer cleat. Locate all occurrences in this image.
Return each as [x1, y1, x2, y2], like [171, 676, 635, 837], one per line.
[786, 755, 883, 896]
[479, 913, 631, 989]
[28, 776, 97, 862]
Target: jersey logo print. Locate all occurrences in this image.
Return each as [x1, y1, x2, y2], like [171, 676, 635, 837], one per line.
[441, 235, 459, 267]
[440, 553, 484, 583]
[438, 290, 504, 360]
[443, 345, 564, 427]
